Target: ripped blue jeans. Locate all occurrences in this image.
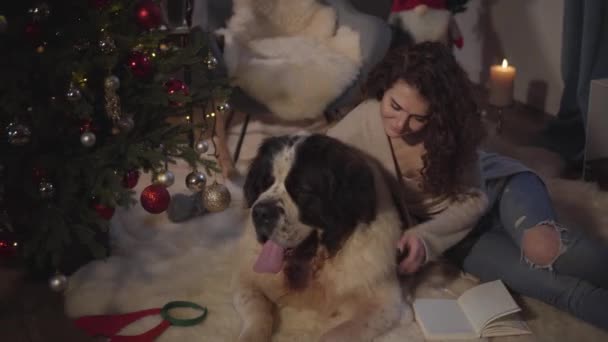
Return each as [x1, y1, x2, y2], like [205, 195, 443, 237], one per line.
[456, 172, 608, 330]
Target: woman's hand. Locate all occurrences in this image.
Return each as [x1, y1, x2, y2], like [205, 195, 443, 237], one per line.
[397, 233, 426, 274]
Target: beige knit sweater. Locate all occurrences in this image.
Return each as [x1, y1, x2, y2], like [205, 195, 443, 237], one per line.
[326, 100, 489, 261]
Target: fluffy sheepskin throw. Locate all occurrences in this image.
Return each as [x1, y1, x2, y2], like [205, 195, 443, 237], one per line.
[217, 0, 362, 121]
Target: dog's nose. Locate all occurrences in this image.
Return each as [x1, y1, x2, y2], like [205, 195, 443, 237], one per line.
[252, 201, 282, 227]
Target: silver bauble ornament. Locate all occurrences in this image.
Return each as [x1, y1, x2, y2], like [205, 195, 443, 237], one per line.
[116, 116, 135, 133]
[39, 181, 55, 199]
[185, 171, 207, 192]
[98, 34, 116, 54]
[194, 140, 209, 154]
[104, 75, 120, 91]
[202, 182, 231, 212]
[48, 273, 68, 292]
[80, 131, 96, 147]
[6, 122, 32, 146]
[28, 3, 51, 21]
[216, 102, 231, 113]
[66, 84, 82, 102]
[152, 170, 175, 187]
[73, 39, 91, 53]
[204, 55, 218, 70]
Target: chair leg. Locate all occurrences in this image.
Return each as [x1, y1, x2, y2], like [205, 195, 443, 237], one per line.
[213, 109, 237, 180]
[232, 113, 250, 164]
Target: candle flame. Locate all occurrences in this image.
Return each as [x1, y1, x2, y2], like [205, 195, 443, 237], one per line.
[502, 59, 508, 68]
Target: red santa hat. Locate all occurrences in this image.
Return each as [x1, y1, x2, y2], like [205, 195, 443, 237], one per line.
[390, 0, 464, 49]
[391, 0, 447, 13]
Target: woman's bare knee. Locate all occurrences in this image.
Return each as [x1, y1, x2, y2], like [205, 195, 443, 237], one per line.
[521, 224, 561, 267]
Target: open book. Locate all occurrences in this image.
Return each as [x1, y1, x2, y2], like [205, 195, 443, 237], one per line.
[413, 280, 531, 340]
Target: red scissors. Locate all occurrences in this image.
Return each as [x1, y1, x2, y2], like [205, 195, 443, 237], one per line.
[74, 301, 207, 342]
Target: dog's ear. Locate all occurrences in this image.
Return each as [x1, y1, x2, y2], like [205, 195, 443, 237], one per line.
[244, 136, 295, 207]
[332, 154, 377, 225]
[296, 135, 377, 252]
[324, 139, 377, 229]
[244, 157, 270, 208]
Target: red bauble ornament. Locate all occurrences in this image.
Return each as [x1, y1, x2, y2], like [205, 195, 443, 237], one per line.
[165, 79, 189, 95]
[164, 79, 190, 106]
[122, 169, 140, 189]
[32, 166, 47, 183]
[128, 51, 153, 79]
[79, 119, 98, 134]
[134, 0, 162, 30]
[25, 21, 42, 42]
[93, 202, 115, 220]
[0, 233, 19, 258]
[140, 184, 170, 214]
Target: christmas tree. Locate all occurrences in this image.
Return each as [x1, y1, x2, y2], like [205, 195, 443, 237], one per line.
[0, 0, 231, 281]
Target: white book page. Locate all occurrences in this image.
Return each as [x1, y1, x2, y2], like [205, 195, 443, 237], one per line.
[458, 280, 521, 334]
[483, 317, 531, 337]
[413, 299, 478, 340]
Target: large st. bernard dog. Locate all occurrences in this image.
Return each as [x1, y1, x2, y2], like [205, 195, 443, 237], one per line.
[233, 133, 412, 341]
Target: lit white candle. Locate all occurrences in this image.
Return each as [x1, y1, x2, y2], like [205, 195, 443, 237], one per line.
[488, 59, 516, 107]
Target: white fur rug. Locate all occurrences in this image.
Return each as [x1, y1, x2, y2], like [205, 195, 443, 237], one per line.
[65, 114, 608, 341]
[64, 162, 426, 341]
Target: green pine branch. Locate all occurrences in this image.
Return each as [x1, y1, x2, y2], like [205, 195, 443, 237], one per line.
[0, 0, 232, 276]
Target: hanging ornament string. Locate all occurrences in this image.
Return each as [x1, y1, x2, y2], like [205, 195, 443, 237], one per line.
[185, 111, 195, 150]
[208, 99, 219, 159]
[211, 98, 236, 179]
[192, 101, 210, 155]
[73, 301, 207, 342]
[104, 74, 123, 134]
[152, 151, 175, 187]
[200, 98, 232, 212]
[193, 118, 209, 155]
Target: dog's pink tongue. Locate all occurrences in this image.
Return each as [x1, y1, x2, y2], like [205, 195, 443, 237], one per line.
[253, 240, 285, 274]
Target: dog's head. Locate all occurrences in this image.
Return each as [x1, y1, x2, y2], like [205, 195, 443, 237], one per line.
[244, 133, 377, 275]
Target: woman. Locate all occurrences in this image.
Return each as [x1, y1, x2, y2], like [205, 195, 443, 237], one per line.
[327, 42, 608, 330]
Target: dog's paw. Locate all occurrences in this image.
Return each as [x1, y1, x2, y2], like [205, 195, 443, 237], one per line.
[318, 323, 362, 342]
[238, 327, 271, 342]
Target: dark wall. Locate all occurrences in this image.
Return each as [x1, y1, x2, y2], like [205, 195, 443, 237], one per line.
[203, 0, 392, 30]
[349, 0, 392, 19]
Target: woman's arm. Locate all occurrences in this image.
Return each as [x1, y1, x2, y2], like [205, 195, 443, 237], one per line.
[407, 188, 489, 262]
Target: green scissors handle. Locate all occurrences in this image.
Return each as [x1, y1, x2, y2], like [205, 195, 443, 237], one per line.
[160, 301, 208, 327]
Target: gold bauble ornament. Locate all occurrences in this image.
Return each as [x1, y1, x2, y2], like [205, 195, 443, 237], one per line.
[152, 169, 175, 187]
[216, 102, 231, 114]
[201, 181, 231, 212]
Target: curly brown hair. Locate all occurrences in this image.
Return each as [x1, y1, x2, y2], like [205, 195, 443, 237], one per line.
[363, 42, 485, 197]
